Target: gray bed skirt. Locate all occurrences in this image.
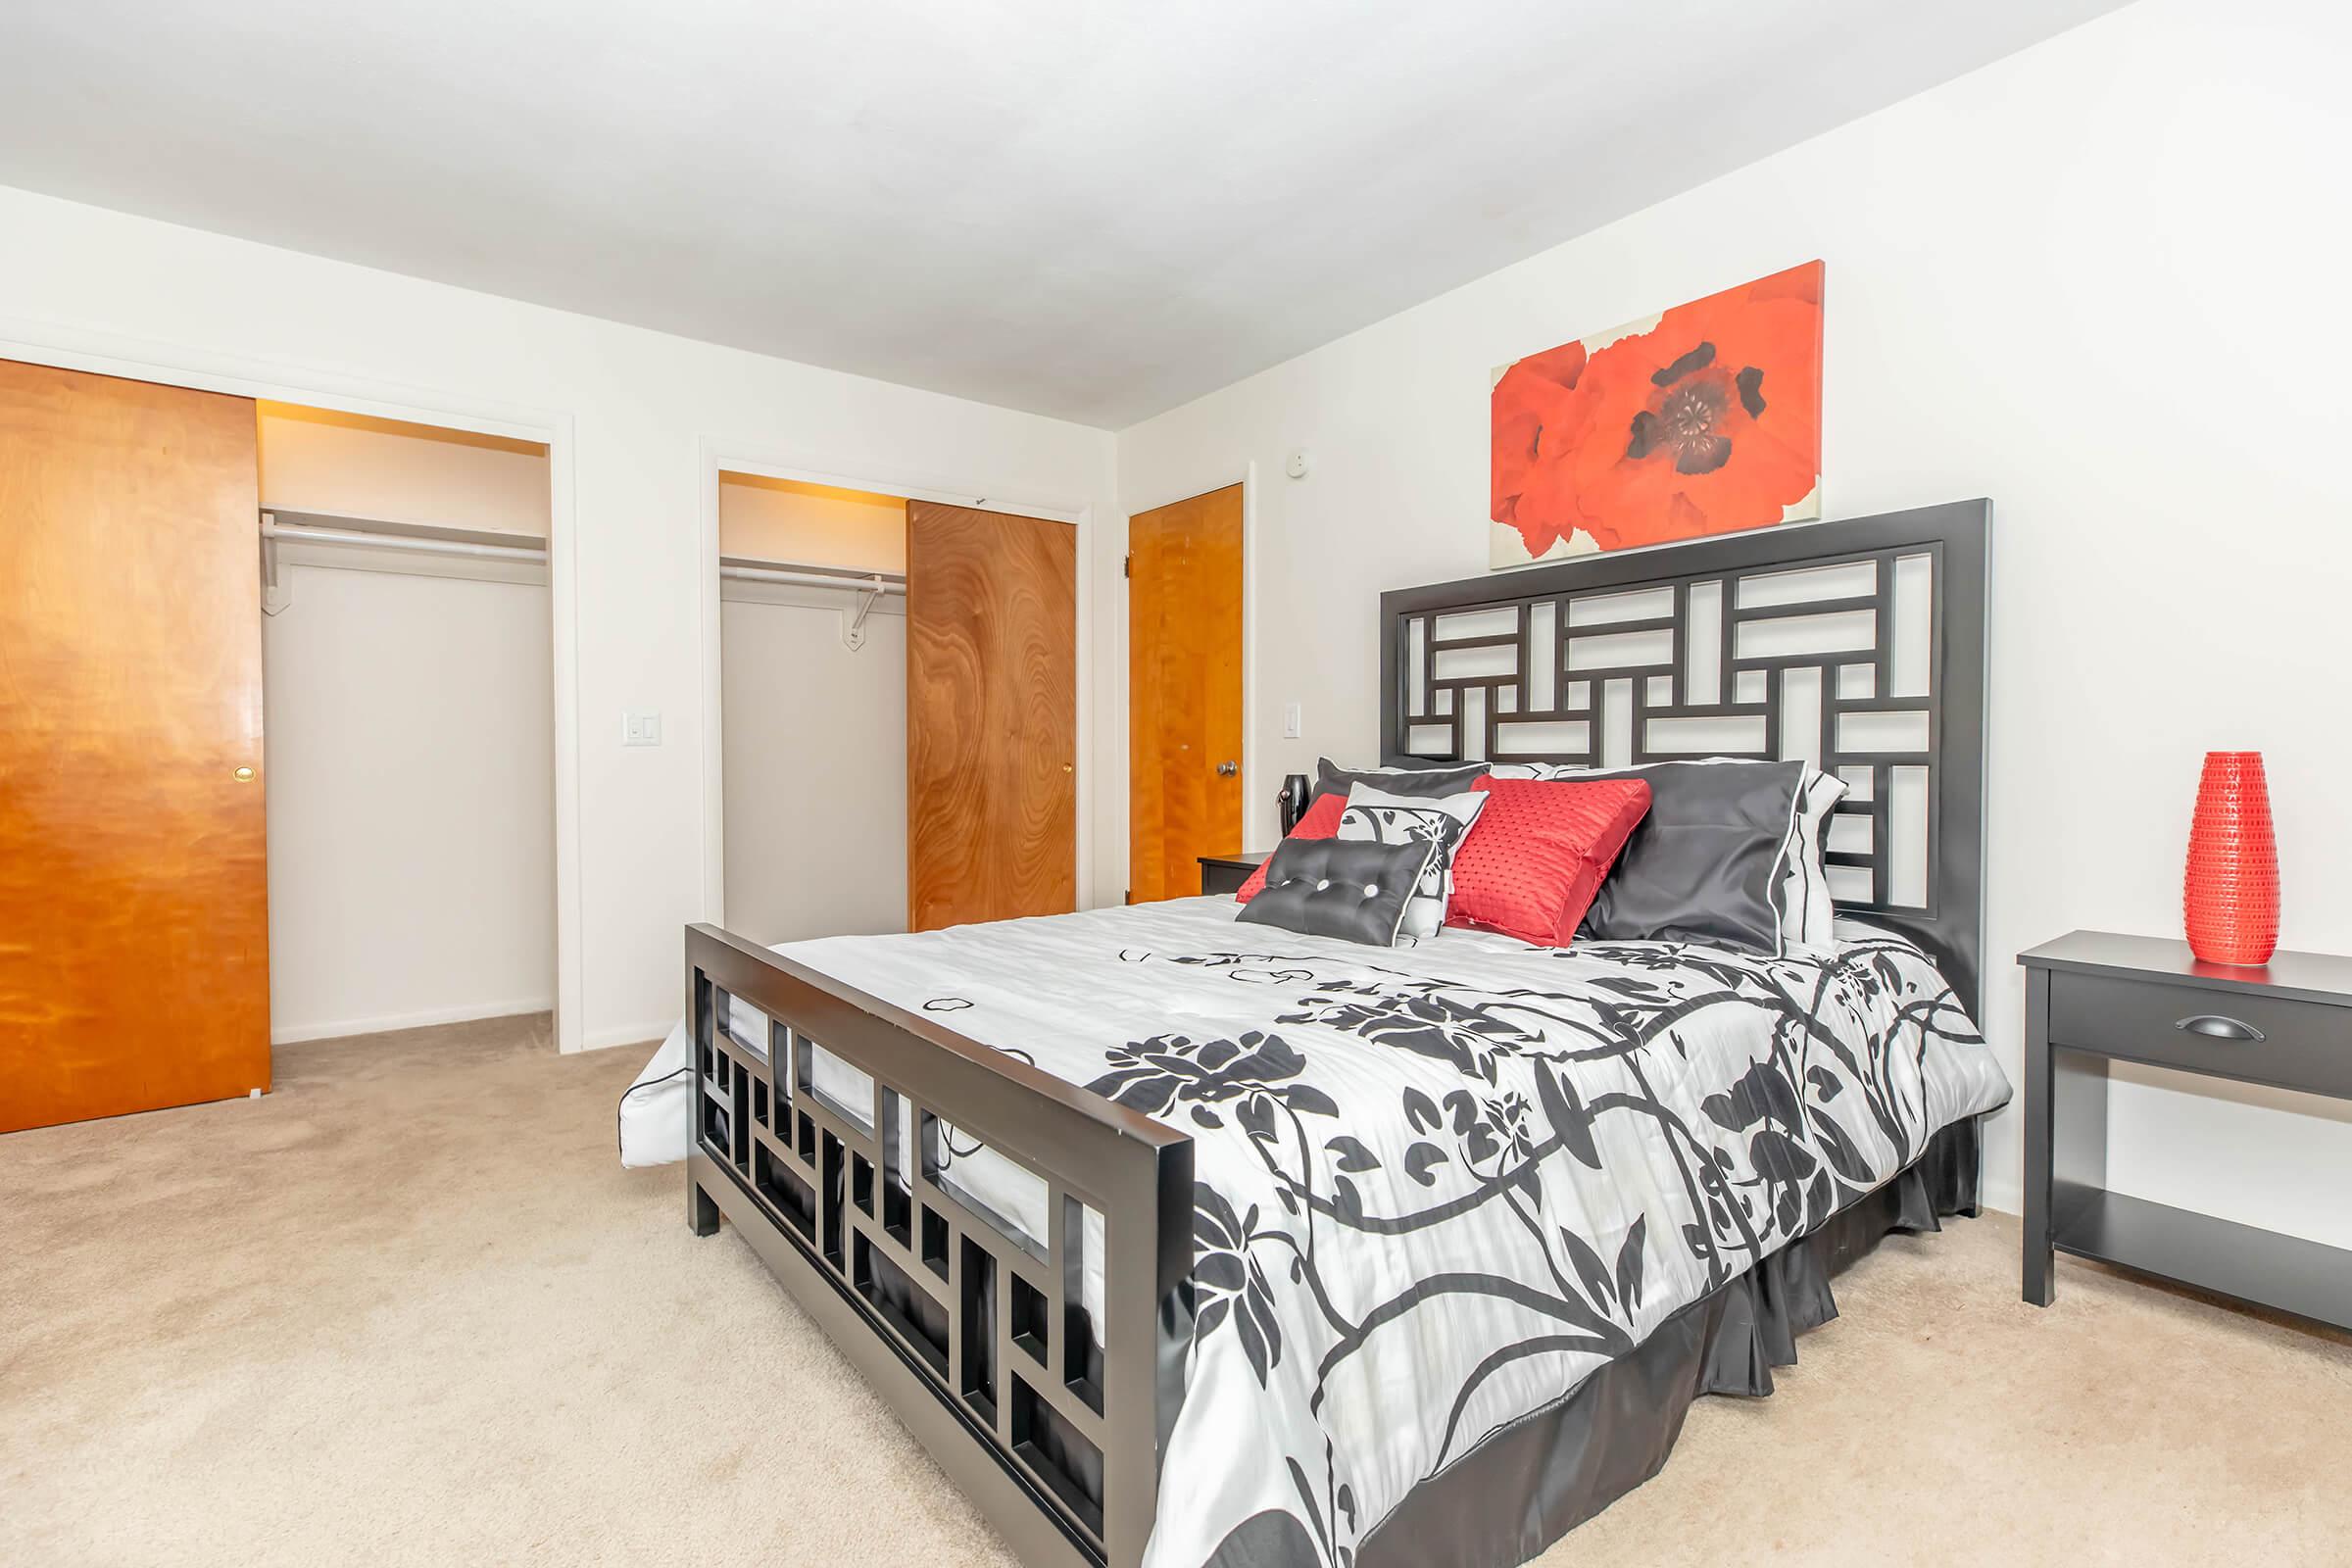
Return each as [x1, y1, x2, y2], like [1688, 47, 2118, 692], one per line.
[1210, 1114, 1985, 1568]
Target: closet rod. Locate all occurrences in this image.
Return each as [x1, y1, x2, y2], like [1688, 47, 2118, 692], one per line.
[719, 563, 906, 597]
[262, 519, 548, 564]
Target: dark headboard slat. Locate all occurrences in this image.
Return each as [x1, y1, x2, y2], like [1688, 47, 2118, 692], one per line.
[1379, 500, 1989, 1015]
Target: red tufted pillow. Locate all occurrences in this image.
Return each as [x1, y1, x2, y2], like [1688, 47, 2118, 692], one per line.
[1235, 792, 1348, 903]
[1446, 777, 1653, 946]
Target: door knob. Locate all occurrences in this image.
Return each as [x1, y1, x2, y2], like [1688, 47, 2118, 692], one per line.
[233, 766, 255, 782]
[1216, 760, 1238, 777]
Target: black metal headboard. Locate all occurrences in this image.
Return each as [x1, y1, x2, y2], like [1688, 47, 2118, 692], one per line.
[1379, 499, 1989, 1014]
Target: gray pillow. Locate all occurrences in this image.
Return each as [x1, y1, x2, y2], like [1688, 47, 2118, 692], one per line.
[1312, 757, 1488, 813]
[1574, 760, 1808, 954]
[1236, 838, 1436, 948]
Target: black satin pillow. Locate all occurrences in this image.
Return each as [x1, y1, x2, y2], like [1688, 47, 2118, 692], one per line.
[1312, 757, 1488, 813]
[1575, 759, 1807, 954]
[1236, 838, 1436, 948]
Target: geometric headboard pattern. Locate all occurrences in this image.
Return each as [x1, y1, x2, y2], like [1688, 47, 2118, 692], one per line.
[1380, 499, 1990, 1013]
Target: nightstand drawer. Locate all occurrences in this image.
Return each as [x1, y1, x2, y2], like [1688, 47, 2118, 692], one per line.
[1198, 853, 1268, 899]
[2047, 971, 2352, 1098]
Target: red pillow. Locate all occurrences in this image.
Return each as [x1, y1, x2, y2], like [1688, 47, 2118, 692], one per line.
[1446, 777, 1652, 946]
[1234, 792, 1348, 903]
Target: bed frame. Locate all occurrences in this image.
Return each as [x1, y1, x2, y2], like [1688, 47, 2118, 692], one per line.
[684, 498, 1990, 1568]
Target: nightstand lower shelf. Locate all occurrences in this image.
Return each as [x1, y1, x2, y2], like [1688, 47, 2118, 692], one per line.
[2051, 1189, 2352, 1334]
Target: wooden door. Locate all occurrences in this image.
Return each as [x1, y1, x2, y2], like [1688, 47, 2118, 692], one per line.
[0, 359, 269, 1132]
[905, 501, 1077, 930]
[1127, 483, 1244, 903]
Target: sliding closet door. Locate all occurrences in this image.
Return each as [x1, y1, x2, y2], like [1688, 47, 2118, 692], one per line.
[0, 359, 270, 1132]
[905, 501, 1076, 930]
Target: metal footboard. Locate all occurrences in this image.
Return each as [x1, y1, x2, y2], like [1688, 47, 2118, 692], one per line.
[684, 923, 1194, 1568]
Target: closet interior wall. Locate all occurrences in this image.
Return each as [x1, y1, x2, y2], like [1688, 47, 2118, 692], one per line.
[258, 404, 556, 1043]
[718, 473, 908, 946]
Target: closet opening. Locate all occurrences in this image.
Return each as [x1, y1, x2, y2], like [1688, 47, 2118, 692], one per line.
[714, 469, 1082, 943]
[718, 472, 910, 943]
[257, 402, 558, 1047]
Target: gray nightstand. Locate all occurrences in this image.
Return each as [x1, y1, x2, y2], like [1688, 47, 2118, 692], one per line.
[2019, 930, 2352, 1331]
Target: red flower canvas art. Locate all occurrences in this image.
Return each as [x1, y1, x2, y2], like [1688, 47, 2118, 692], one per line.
[1491, 261, 1824, 566]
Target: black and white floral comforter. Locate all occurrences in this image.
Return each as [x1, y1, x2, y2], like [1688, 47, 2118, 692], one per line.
[767, 896, 2010, 1568]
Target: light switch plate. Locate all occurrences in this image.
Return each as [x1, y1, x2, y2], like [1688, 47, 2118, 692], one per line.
[1283, 702, 1302, 739]
[622, 710, 662, 747]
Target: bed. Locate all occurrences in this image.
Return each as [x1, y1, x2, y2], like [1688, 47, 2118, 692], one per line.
[665, 499, 2002, 1568]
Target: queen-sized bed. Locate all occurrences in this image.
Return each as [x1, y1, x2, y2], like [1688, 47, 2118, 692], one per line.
[644, 500, 2000, 1568]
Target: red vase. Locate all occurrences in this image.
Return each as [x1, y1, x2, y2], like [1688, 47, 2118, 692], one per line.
[2183, 751, 2279, 966]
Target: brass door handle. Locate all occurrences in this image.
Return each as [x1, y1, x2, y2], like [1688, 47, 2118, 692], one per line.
[234, 766, 256, 782]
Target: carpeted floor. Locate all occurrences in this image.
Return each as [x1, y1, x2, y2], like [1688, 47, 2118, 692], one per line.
[4, 1017, 2347, 1567]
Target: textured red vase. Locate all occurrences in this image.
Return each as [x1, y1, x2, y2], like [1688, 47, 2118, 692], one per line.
[2183, 752, 2279, 965]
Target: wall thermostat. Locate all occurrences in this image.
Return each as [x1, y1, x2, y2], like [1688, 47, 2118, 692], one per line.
[1285, 448, 1310, 479]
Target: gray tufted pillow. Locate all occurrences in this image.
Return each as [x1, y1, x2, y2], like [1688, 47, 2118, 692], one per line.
[1235, 838, 1437, 948]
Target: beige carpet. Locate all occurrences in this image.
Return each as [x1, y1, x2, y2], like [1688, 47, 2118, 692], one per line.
[4, 1017, 2347, 1567]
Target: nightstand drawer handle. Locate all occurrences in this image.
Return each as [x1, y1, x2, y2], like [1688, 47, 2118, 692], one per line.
[2176, 1013, 2265, 1043]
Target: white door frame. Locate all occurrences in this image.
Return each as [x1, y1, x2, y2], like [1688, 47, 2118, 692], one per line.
[0, 318, 587, 1054]
[695, 438, 1098, 928]
[1118, 465, 1261, 891]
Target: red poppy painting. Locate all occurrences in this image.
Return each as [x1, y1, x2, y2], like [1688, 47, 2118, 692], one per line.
[1491, 261, 1823, 566]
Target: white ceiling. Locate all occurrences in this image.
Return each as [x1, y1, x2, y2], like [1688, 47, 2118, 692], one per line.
[0, 0, 2127, 428]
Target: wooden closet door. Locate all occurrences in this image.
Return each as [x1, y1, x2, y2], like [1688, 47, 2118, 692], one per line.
[0, 359, 269, 1132]
[905, 501, 1076, 930]
[1127, 483, 1244, 903]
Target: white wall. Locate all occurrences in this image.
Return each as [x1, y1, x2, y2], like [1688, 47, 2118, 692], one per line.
[721, 594, 907, 946]
[718, 475, 910, 945]
[714, 472, 907, 945]
[264, 564, 555, 1040]
[1117, 0, 2352, 1235]
[0, 182, 1119, 1052]
[257, 407, 554, 1043]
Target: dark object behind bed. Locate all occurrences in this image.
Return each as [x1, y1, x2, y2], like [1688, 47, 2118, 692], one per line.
[1379, 499, 1989, 1015]
[1311, 757, 1488, 812]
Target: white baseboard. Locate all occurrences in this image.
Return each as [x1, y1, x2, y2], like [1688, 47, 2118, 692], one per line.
[271, 997, 555, 1045]
[583, 1018, 672, 1054]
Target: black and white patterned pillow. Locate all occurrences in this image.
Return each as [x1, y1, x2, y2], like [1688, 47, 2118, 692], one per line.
[1336, 783, 1488, 942]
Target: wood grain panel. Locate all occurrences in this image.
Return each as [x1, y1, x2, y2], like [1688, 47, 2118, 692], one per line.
[0, 359, 269, 1131]
[1127, 484, 1244, 903]
[906, 502, 1076, 930]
